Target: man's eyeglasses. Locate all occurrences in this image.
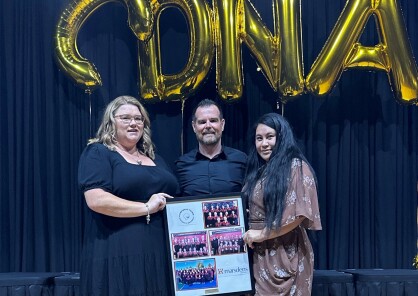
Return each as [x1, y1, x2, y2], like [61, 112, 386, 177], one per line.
[114, 115, 144, 125]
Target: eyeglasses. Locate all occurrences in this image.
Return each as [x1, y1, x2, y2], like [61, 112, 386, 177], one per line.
[114, 115, 144, 125]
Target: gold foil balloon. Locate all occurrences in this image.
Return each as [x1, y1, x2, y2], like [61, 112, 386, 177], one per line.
[213, 0, 243, 100]
[375, 0, 418, 103]
[55, 0, 154, 92]
[55, 0, 417, 103]
[138, 0, 214, 102]
[213, 0, 304, 101]
[276, 0, 304, 99]
[305, 0, 418, 104]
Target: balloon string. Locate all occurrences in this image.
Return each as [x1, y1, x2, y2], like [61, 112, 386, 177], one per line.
[277, 97, 285, 116]
[181, 99, 185, 155]
[86, 89, 93, 138]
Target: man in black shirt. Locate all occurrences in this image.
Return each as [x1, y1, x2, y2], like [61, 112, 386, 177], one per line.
[175, 99, 247, 196]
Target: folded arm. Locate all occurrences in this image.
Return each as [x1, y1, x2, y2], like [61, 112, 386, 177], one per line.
[242, 216, 305, 248]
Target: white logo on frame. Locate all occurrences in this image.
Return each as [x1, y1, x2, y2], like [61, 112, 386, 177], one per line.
[179, 209, 194, 224]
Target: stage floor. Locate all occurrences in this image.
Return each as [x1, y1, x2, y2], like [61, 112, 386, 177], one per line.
[0, 269, 418, 295]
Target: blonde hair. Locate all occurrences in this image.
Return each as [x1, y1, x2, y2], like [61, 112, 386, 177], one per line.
[88, 95, 155, 159]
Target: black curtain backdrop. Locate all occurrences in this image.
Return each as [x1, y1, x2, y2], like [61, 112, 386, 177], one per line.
[0, 0, 417, 272]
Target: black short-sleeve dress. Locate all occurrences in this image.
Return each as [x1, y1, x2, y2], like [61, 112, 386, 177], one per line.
[78, 143, 179, 296]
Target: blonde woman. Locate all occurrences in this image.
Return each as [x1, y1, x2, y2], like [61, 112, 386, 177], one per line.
[78, 96, 178, 295]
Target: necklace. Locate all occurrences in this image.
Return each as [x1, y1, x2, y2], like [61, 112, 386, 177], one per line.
[117, 146, 142, 165]
[133, 149, 142, 165]
[132, 149, 142, 165]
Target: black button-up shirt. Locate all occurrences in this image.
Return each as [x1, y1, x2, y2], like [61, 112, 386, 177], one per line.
[175, 146, 247, 196]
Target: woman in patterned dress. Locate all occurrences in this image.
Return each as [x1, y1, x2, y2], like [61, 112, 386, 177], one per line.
[242, 113, 322, 295]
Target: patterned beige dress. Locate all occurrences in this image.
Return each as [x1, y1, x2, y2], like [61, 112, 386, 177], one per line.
[249, 159, 322, 296]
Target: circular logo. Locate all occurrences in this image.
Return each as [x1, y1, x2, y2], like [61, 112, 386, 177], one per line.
[179, 209, 194, 224]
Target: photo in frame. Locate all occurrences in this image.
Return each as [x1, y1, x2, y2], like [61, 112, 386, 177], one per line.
[164, 193, 254, 296]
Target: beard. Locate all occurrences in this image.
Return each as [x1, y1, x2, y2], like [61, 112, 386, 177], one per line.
[197, 132, 221, 146]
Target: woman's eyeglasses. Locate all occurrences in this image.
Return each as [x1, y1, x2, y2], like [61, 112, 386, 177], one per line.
[115, 115, 144, 125]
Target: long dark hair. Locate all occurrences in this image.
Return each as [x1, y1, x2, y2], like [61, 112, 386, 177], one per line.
[243, 113, 312, 231]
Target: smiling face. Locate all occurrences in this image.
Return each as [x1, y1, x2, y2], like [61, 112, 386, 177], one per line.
[192, 105, 225, 146]
[255, 123, 277, 162]
[114, 104, 144, 148]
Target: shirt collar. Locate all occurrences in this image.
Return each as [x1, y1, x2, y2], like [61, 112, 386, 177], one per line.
[195, 147, 227, 160]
